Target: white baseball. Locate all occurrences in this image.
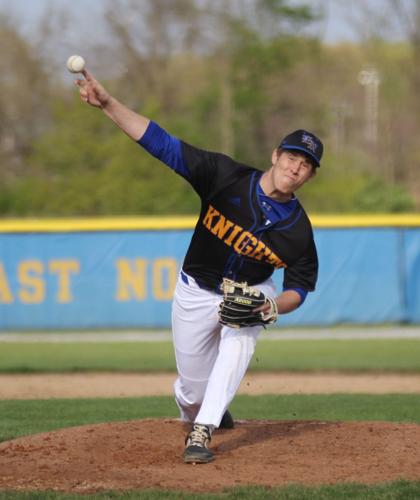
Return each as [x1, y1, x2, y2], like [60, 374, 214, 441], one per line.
[66, 55, 86, 73]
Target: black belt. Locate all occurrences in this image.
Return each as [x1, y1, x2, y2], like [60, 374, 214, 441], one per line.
[180, 270, 222, 295]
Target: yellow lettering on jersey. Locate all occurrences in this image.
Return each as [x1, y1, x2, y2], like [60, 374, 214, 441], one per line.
[115, 258, 147, 301]
[202, 204, 287, 269]
[224, 224, 243, 246]
[18, 260, 45, 303]
[240, 235, 258, 256]
[49, 260, 80, 303]
[233, 231, 253, 254]
[203, 205, 220, 230]
[263, 247, 274, 265]
[266, 251, 284, 269]
[0, 262, 13, 303]
[248, 240, 266, 260]
[210, 215, 234, 239]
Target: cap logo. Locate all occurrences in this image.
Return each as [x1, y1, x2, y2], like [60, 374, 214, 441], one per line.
[301, 133, 318, 153]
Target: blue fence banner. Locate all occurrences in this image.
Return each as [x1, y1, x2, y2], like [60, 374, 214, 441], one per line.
[0, 216, 419, 329]
[405, 229, 420, 323]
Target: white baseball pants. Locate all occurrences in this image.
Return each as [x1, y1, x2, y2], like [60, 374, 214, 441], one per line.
[171, 271, 276, 428]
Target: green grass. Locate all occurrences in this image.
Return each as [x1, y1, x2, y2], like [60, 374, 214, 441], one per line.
[1, 481, 420, 499]
[252, 338, 420, 372]
[1, 339, 419, 373]
[1, 336, 420, 498]
[1, 394, 420, 443]
[0, 342, 176, 373]
[0, 396, 176, 442]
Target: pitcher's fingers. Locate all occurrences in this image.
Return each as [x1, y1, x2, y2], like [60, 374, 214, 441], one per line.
[253, 304, 269, 313]
[82, 68, 94, 81]
[74, 78, 86, 88]
[78, 87, 89, 100]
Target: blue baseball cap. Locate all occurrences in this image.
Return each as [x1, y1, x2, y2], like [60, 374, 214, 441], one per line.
[280, 129, 323, 167]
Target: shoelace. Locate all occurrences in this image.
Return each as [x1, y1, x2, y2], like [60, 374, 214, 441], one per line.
[186, 424, 211, 447]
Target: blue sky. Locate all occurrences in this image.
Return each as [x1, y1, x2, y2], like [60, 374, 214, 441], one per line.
[0, 0, 366, 44]
[0, 0, 410, 47]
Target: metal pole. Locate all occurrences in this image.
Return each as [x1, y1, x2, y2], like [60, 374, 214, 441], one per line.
[358, 68, 381, 147]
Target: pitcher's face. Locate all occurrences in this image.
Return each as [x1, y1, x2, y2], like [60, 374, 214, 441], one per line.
[270, 149, 315, 195]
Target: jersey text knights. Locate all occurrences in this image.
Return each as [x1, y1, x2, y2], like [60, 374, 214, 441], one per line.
[180, 141, 318, 292]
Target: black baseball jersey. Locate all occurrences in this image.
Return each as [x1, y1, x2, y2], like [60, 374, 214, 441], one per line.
[180, 142, 318, 292]
[138, 122, 318, 295]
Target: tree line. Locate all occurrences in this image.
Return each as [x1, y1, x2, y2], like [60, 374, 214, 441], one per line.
[0, 0, 418, 216]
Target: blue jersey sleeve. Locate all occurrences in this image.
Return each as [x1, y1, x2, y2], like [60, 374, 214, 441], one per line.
[137, 121, 191, 179]
[283, 287, 308, 305]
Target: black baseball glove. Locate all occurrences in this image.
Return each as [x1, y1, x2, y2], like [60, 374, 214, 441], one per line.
[218, 278, 278, 328]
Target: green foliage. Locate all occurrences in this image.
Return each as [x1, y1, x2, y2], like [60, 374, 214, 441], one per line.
[0, 2, 418, 215]
[4, 94, 200, 216]
[300, 151, 415, 213]
[355, 178, 415, 212]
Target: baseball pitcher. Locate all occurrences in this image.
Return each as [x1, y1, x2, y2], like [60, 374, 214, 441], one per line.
[75, 68, 322, 464]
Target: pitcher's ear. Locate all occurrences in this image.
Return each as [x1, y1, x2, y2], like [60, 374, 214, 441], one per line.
[309, 167, 317, 180]
[272, 147, 281, 165]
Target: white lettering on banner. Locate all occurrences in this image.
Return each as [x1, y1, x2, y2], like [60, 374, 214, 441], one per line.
[0, 259, 80, 304]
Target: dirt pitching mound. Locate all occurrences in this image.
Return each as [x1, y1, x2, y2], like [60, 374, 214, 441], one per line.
[1, 419, 420, 494]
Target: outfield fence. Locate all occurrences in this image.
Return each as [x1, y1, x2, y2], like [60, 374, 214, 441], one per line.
[0, 214, 419, 329]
